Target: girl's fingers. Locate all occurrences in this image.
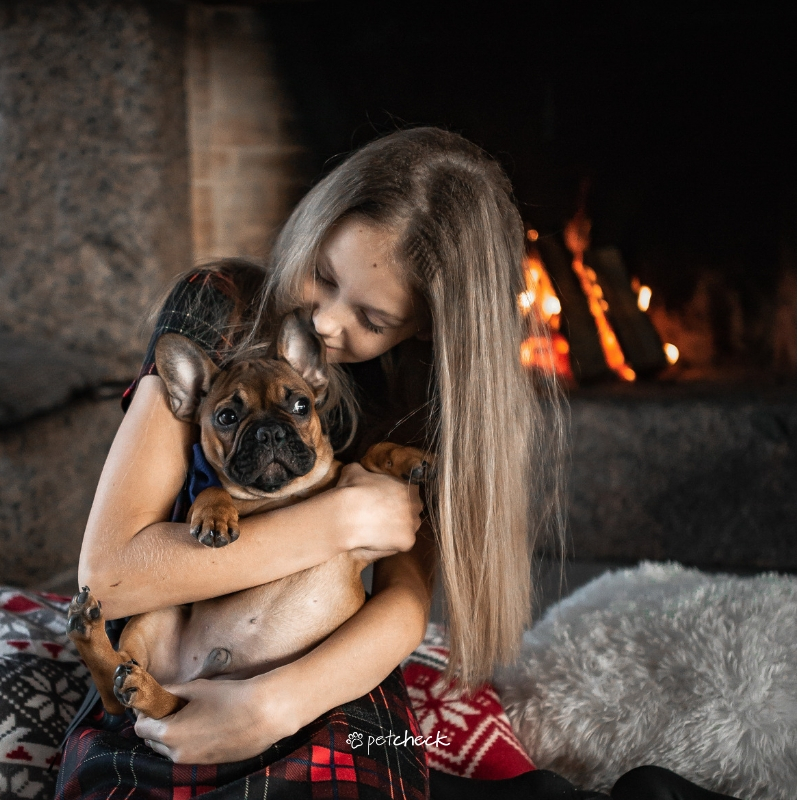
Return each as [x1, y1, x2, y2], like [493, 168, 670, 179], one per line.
[134, 713, 169, 742]
[144, 738, 171, 759]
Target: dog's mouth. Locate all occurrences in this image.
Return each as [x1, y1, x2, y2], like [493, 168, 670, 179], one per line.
[249, 460, 292, 492]
[226, 420, 316, 493]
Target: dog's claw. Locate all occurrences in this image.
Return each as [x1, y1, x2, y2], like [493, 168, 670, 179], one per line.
[195, 523, 238, 548]
[409, 461, 429, 485]
[66, 614, 85, 635]
[67, 587, 104, 641]
[113, 661, 139, 707]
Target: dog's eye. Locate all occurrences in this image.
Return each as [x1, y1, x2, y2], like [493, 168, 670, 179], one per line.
[216, 409, 238, 426]
[291, 397, 311, 416]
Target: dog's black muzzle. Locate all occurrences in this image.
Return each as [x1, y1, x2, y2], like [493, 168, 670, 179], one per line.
[228, 418, 316, 492]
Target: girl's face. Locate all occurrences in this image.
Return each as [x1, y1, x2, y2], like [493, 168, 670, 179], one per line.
[302, 217, 429, 364]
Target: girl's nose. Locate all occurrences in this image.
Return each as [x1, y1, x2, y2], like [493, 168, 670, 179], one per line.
[311, 301, 344, 339]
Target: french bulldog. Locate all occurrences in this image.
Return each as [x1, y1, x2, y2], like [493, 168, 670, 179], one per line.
[67, 312, 428, 719]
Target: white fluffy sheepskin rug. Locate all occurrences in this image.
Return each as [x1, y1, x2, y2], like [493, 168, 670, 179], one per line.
[494, 562, 796, 799]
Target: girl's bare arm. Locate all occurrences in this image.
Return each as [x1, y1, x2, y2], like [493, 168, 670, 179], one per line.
[79, 376, 420, 620]
[287, 522, 436, 721]
[134, 525, 437, 764]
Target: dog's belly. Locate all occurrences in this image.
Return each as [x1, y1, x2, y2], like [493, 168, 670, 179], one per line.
[148, 552, 366, 685]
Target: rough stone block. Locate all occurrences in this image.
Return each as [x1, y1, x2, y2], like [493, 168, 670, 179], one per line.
[567, 386, 796, 570]
[0, 2, 192, 379]
[0, 397, 123, 588]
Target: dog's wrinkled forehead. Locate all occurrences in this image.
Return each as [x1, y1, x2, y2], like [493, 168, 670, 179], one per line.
[208, 359, 312, 409]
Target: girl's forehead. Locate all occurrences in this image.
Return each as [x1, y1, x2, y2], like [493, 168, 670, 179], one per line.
[321, 216, 398, 266]
[319, 218, 417, 316]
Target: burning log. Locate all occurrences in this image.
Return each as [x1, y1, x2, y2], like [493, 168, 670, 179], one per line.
[531, 208, 670, 384]
[584, 247, 668, 377]
[537, 236, 614, 383]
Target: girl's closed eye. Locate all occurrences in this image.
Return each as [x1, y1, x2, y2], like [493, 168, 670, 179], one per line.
[359, 313, 385, 335]
[314, 266, 335, 287]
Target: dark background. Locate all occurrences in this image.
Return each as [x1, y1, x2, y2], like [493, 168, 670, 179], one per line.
[263, 0, 795, 316]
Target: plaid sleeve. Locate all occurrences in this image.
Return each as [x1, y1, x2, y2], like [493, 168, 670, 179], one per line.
[121, 269, 241, 411]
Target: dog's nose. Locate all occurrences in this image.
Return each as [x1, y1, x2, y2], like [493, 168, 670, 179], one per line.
[255, 422, 287, 446]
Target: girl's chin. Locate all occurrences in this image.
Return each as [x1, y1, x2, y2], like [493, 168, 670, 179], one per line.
[325, 346, 346, 363]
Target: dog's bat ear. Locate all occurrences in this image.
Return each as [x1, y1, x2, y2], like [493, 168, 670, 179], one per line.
[154, 333, 219, 422]
[276, 311, 329, 402]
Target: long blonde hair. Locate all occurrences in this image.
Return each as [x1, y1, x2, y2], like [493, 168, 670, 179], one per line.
[249, 127, 566, 688]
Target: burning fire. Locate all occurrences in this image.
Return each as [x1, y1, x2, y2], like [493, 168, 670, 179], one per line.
[519, 238, 573, 379]
[663, 342, 680, 365]
[631, 278, 680, 366]
[519, 218, 679, 380]
[565, 211, 636, 382]
[631, 277, 653, 312]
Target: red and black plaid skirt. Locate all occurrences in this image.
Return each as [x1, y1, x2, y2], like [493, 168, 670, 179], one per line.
[55, 665, 429, 799]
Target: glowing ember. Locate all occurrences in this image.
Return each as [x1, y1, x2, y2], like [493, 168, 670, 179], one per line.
[637, 285, 652, 312]
[526, 229, 539, 242]
[521, 333, 572, 377]
[518, 290, 536, 312]
[543, 295, 562, 317]
[523, 254, 562, 323]
[663, 342, 680, 365]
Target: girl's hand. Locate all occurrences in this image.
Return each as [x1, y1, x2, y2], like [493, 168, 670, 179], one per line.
[334, 463, 423, 556]
[133, 671, 298, 764]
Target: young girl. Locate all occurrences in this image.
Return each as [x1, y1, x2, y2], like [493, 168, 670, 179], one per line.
[56, 127, 739, 800]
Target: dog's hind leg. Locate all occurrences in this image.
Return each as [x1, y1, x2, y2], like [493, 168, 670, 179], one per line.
[112, 611, 187, 719]
[68, 588, 186, 718]
[67, 587, 127, 714]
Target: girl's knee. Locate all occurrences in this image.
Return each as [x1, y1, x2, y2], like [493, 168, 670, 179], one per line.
[612, 766, 678, 800]
[611, 765, 738, 800]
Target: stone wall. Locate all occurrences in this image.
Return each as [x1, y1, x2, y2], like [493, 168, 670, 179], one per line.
[0, 1, 192, 379]
[567, 387, 796, 571]
[0, 1, 193, 588]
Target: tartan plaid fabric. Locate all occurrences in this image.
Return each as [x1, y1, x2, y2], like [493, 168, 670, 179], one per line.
[55, 665, 428, 799]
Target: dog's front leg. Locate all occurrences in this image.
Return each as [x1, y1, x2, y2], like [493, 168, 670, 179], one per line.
[188, 487, 240, 548]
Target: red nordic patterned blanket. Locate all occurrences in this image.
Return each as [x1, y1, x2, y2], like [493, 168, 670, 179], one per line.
[401, 623, 535, 780]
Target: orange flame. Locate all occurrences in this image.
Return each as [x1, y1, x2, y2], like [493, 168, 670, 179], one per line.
[564, 211, 636, 382]
[519, 245, 573, 380]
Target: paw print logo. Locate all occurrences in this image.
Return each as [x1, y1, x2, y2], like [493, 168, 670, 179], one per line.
[345, 731, 364, 749]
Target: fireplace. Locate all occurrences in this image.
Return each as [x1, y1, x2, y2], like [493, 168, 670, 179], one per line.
[0, 2, 793, 592]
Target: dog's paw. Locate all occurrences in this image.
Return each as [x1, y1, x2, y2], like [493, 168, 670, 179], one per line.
[361, 443, 432, 485]
[112, 660, 143, 708]
[189, 510, 240, 548]
[66, 586, 104, 641]
[113, 659, 185, 718]
[188, 488, 240, 548]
